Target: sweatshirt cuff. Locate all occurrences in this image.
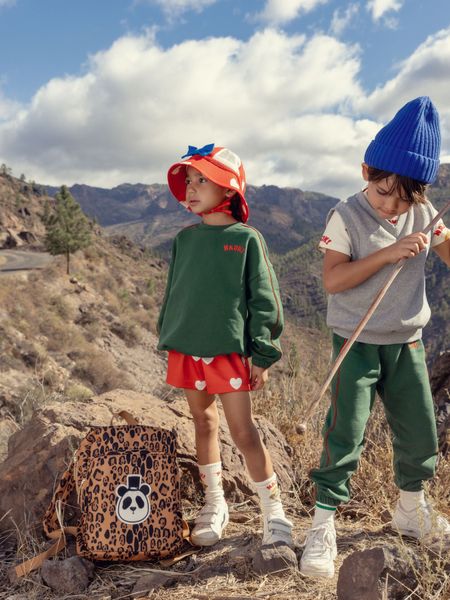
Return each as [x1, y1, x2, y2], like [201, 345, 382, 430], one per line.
[251, 356, 276, 369]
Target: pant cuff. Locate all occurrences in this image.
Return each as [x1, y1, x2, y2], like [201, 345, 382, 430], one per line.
[316, 491, 342, 508]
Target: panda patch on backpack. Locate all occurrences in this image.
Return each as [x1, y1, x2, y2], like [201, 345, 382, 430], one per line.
[116, 475, 151, 524]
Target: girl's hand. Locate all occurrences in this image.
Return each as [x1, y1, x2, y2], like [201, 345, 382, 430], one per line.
[251, 365, 268, 390]
[381, 232, 428, 264]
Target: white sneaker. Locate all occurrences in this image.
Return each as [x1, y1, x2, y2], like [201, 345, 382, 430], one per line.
[300, 521, 337, 579]
[262, 516, 294, 547]
[391, 500, 450, 541]
[191, 501, 229, 546]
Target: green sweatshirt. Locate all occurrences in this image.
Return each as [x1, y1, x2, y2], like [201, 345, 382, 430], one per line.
[157, 222, 283, 368]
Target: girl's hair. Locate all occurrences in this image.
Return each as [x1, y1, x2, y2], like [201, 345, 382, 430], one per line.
[367, 166, 428, 205]
[230, 194, 244, 222]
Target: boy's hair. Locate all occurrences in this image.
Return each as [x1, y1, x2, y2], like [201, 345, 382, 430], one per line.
[230, 194, 244, 222]
[367, 166, 428, 205]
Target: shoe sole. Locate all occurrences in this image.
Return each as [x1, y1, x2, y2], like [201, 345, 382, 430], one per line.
[299, 562, 335, 579]
[191, 514, 229, 547]
[391, 521, 421, 539]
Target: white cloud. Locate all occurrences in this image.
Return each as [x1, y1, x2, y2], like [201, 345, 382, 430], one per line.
[367, 0, 402, 21]
[355, 27, 450, 158]
[0, 29, 367, 198]
[138, 0, 217, 17]
[257, 0, 329, 25]
[330, 3, 359, 36]
[0, 92, 20, 122]
[1, 26, 449, 200]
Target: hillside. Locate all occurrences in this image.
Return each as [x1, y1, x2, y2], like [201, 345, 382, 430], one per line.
[0, 173, 49, 248]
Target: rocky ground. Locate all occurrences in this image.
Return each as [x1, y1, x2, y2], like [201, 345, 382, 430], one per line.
[1, 389, 449, 599]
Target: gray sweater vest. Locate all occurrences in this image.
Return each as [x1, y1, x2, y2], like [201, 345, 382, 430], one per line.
[326, 191, 435, 344]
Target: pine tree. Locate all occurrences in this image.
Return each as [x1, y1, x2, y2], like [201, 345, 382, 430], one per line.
[43, 185, 92, 275]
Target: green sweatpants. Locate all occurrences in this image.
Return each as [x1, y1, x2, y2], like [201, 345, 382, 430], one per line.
[311, 334, 438, 507]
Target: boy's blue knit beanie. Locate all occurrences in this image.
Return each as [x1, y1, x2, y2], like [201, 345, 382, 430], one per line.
[364, 96, 441, 184]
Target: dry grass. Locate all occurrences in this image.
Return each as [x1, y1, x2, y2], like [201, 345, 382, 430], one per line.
[2, 506, 449, 599]
[72, 347, 134, 393]
[2, 356, 449, 599]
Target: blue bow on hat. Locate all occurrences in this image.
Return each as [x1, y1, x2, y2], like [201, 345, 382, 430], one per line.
[181, 143, 215, 159]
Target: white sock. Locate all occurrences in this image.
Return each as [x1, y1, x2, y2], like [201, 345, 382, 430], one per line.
[254, 473, 286, 521]
[399, 490, 426, 512]
[198, 462, 225, 505]
[312, 503, 336, 527]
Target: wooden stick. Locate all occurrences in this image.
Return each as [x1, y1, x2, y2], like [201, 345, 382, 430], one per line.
[301, 199, 450, 426]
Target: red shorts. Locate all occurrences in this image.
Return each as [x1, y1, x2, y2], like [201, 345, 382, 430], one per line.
[166, 351, 252, 394]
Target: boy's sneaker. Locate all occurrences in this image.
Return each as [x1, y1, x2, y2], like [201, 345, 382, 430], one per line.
[191, 500, 229, 546]
[262, 515, 294, 547]
[391, 500, 450, 541]
[300, 521, 337, 578]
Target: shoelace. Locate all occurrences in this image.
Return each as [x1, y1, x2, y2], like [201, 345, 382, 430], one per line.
[407, 505, 450, 533]
[305, 524, 335, 552]
[428, 513, 450, 533]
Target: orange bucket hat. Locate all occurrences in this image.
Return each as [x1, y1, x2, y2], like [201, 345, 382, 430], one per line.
[167, 144, 249, 223]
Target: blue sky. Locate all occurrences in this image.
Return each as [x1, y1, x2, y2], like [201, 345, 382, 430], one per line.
[0, 0, 449, 198]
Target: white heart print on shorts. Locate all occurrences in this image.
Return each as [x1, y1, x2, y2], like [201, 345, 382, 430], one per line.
[195, 380, 207, 391]
[230, 378, 242, 390]
[192, 356, 214, 364]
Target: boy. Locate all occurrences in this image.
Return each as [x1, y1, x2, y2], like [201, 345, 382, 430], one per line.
[300, 97, 450, 578]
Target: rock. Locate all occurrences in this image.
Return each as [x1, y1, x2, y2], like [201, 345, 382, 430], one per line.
[295, 423, 307, 434]
[336, 546, 419, 600]
[0, 390, 295, 532]
[0, 230, 19, 249]
[430, 350, 450, 455]
[252, 542, 298, 575]
[40, 556, 94, 594]
[17, 231, 36, 243]
[0, 418, 19, 462]
[133, 570, 181, 594]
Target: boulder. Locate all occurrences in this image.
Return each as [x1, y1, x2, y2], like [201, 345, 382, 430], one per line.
[41, 556, 94, 594]
[252, 542, 298, 575]
[0, 389, 295, 533]
[337, 545, 420, 600]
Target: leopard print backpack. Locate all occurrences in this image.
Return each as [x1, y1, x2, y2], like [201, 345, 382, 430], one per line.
[12, 411, 193, 579]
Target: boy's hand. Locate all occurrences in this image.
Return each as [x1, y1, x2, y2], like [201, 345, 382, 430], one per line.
[382, 232, 428, 264]
[250, 365, 268, 390]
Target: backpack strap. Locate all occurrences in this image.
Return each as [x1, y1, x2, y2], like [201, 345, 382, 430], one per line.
[110, 410, 140, 425]
[10, 466, 79, 581]
[43, 467, 76, 536]
[10, 526, 78, 582]
[158, 519, 199, 567]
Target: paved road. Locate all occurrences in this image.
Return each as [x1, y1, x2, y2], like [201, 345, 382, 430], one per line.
[0, 249, 53, 274]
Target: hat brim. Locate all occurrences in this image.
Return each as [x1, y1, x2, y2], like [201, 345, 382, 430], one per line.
[167, 155, 249, 223]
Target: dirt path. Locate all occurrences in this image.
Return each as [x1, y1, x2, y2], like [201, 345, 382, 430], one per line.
[0, 250, 53, 275]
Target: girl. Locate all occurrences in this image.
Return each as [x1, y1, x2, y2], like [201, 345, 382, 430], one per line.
[157, 144, 293, 547]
